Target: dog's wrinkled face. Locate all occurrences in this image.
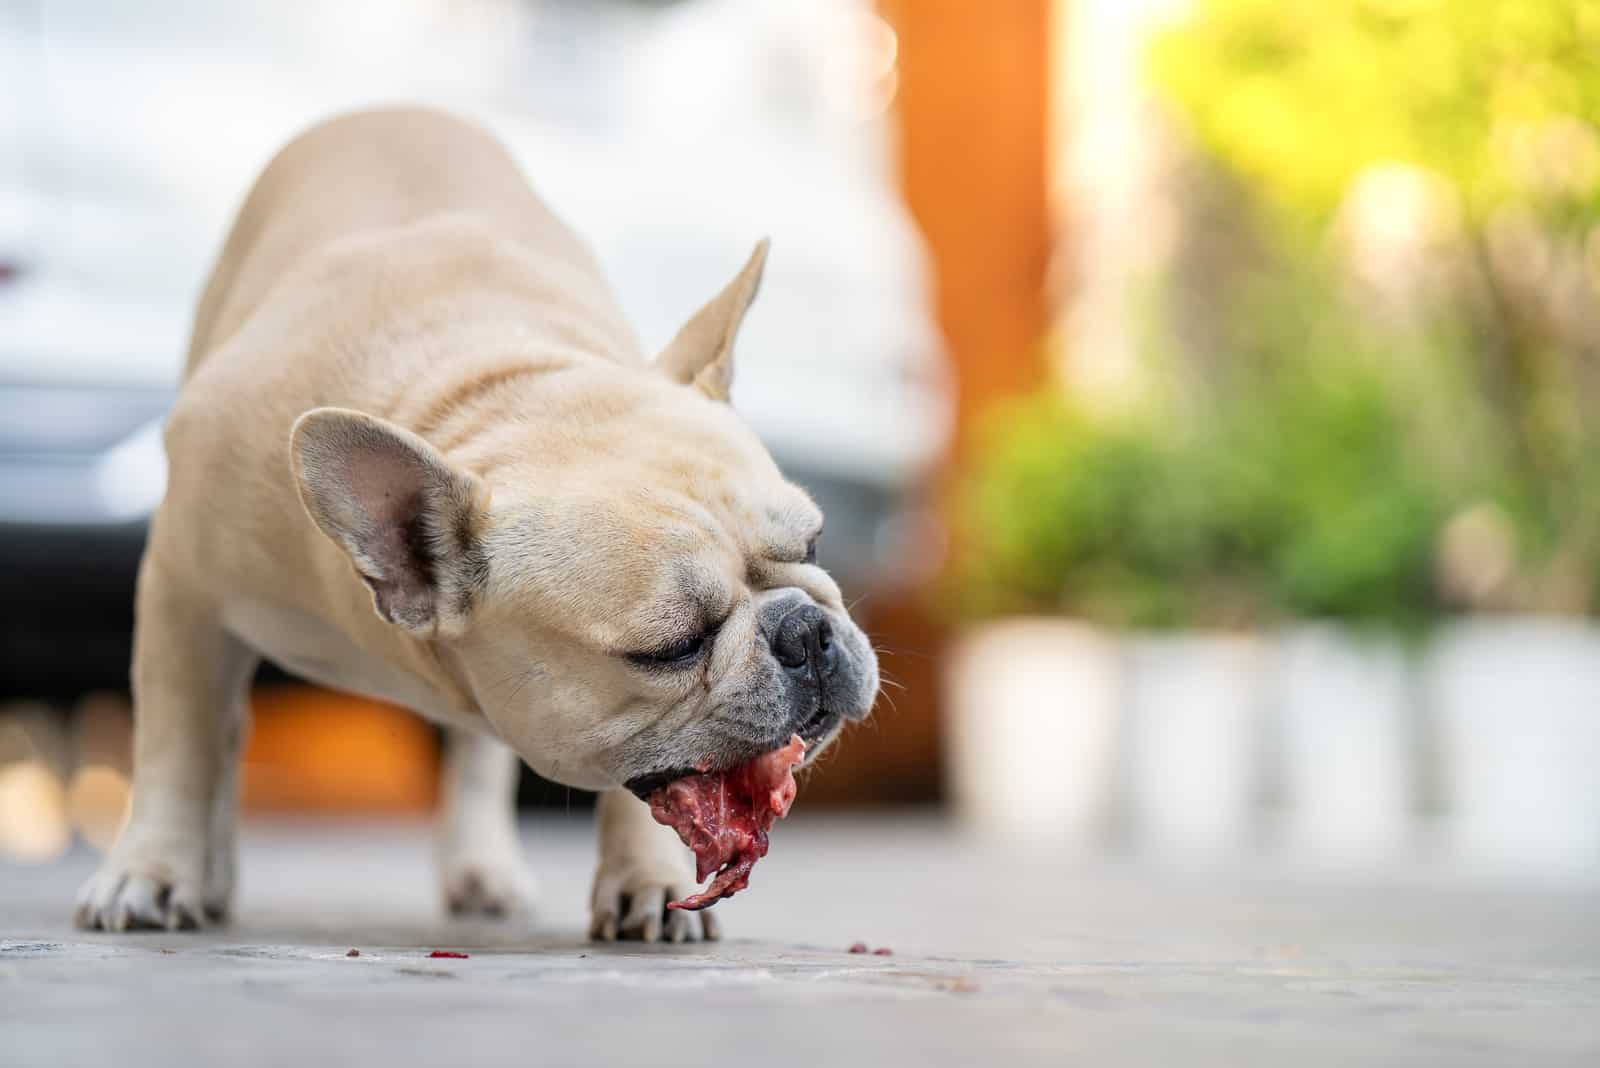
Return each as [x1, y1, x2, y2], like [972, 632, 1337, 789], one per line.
[462, 391, 878, 791]
[290, 241, 876, 792]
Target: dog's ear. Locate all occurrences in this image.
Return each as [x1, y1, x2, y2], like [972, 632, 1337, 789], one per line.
[290, 408, 489, 638]
[655, 238, 769, 402]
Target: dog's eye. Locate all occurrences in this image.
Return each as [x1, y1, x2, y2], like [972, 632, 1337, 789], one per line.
[631, 631, 709, 668]
[803, 536, 818, 565]
[650, 634, 705, 664]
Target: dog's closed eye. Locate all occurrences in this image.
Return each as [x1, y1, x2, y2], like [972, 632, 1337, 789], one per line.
[627, 623, 722, 670]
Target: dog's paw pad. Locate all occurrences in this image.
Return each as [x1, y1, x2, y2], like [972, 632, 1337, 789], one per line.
[442, 857, 537, 920]
[589, 867, 720, 944]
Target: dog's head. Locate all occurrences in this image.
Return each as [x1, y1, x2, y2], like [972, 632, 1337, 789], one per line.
[290, 241, 877, 791]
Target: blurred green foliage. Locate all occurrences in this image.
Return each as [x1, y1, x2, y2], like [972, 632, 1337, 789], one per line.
[1224, 362, 1444, 628]
[1151, 0, 1600, 604]
[952, 0, 1600, 627]
[950, 395, 1260, 629]
[1148, 0, 1600, 228]
[949, 345, 1443, 630]
[1156, 0, 1600, 612]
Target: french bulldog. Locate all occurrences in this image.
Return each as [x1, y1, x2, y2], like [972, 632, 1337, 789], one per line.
[74, 108, 878, 942]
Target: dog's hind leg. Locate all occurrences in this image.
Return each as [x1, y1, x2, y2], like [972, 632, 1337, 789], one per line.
[75, 556, 257, 931]
[435, 727, 536, 918]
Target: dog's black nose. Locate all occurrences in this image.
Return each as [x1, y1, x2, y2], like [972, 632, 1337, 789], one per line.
[771, 603, 836, 675]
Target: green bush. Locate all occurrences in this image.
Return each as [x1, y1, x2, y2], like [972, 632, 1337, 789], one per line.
[948, 357, 1445, 631]
[949, 396, 1219, 628]
[1147, 0, 1600, 615]
[1227, 368, 1445, 627]
[950, 0, 1598, 626]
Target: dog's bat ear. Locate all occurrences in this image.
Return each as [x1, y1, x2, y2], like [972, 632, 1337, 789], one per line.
[654, 238, 769, 403]
[290, 408, 490, 638]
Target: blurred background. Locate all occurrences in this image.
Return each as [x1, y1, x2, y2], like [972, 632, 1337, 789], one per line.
[1, 0, 1597, 887]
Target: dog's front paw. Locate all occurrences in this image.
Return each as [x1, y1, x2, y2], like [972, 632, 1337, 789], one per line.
[589, 852, 720, 944]
[441, 852, 538, 919]
[75, 832, 209, 932]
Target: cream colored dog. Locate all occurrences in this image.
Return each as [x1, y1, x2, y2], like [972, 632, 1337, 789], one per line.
[74, 108, 878, 942]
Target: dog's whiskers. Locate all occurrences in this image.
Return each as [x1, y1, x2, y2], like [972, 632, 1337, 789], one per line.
[872, 643, 933, 662]
[483, 663, 534, 695]
[494, 668, 536, 720]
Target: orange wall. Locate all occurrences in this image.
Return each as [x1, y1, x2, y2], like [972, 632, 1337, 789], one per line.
[804, 1, 1054, 804]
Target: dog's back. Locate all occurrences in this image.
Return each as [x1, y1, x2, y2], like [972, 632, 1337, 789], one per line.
[187, 107, 611, 374]
[154, 107, 649, 708]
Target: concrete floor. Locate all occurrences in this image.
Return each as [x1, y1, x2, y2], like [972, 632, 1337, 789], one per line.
[3, 815, 1597, 1067]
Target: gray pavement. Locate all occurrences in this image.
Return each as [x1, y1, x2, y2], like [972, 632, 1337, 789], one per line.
[3, 814, 1598, 1066]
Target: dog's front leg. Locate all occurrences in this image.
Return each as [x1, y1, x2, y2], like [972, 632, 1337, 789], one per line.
[75, 558, 256, 931]
[589, 789, 719, 943]
[201, 680, 250, 923]
[435, 728, 536, 918]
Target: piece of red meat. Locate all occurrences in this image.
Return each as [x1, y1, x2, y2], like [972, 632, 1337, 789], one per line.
[647, 734, 806, 911]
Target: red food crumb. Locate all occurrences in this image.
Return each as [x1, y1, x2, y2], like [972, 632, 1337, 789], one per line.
[647, 734, 806, 910]
[428, 951, 469, 959]
[872, 947, 893, 956]
[346, 949, 361, 958]
[848, 942, 869, 954]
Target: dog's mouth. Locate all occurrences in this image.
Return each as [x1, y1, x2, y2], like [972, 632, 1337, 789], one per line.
[624, 706, 837, 801]
[624, 765, 702, 801]
[797, 703, 840, 746]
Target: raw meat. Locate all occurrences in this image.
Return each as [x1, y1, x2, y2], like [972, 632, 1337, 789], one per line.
[647, 734, 806, 910]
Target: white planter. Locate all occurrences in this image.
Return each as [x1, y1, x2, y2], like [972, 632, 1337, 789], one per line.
[1122, 633, 1265, 859]
[944, 619, 1120, 846]
[1275, 624, 1414, 866]
[1426, 618, 1600, 877]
